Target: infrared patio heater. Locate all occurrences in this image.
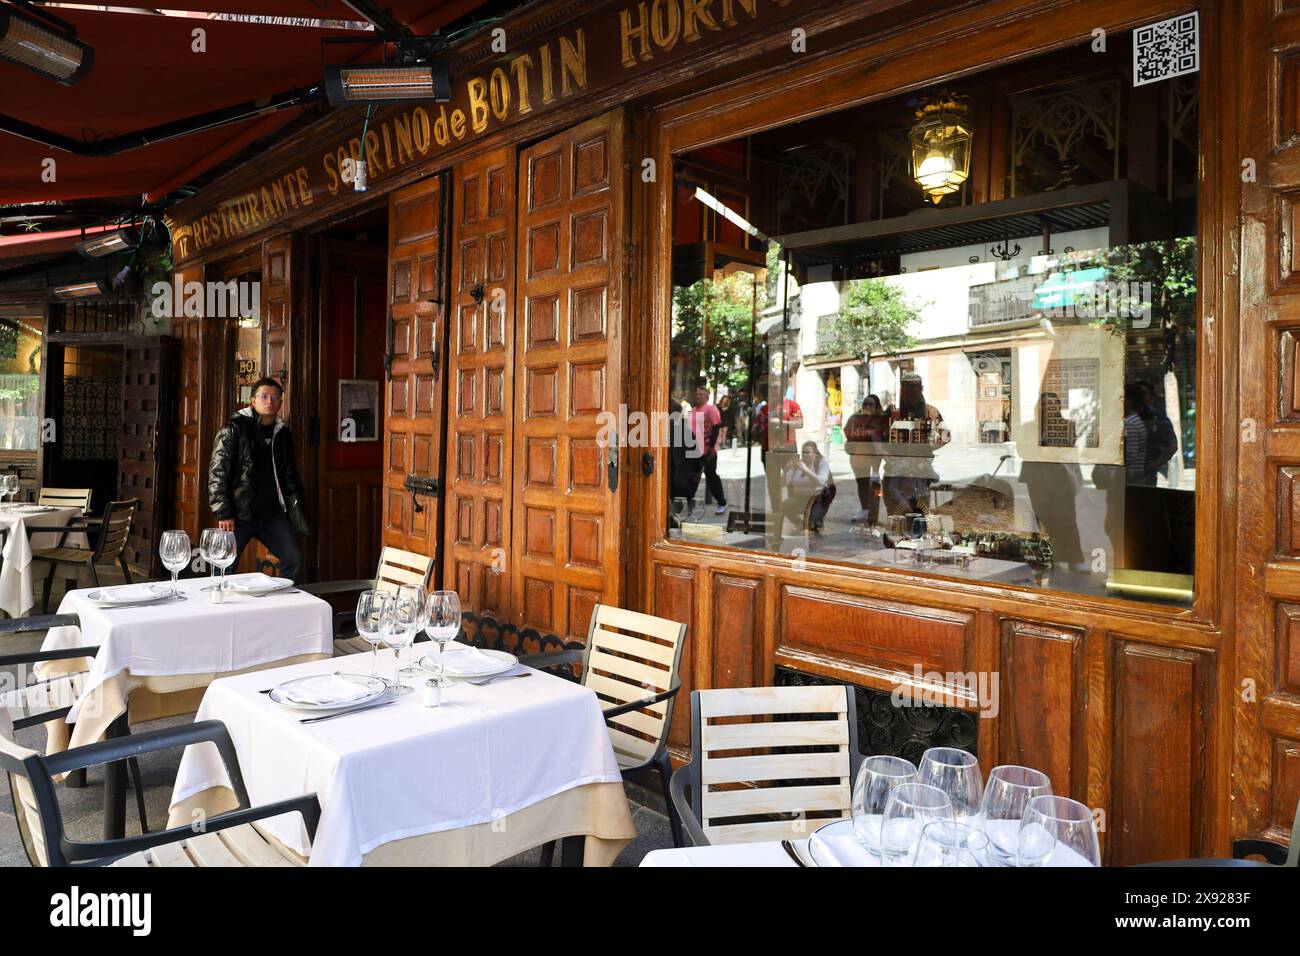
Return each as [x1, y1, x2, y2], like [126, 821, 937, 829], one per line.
[0, 0, 93, 85]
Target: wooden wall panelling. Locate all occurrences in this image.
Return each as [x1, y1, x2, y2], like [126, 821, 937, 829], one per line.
[654, 562, 696, 752]
[1109, 639, 1214, 866]
[383, 175, 446, 561]
[170, 264, 205, 539]
[512, 109, 628, 641]
[445, 146, 516, 616]
[711, 574, 762, 688]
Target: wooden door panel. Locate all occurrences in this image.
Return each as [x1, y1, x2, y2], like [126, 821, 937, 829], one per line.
[118, 336, 175, 575]
[170, 264, 206, 539]
[383, 175, 446, 561]
[445, 146, 515, 616]
[513, 110, 626, 641]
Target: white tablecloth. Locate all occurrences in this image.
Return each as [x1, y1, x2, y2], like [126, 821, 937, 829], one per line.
[169, 650, 626, 867]
[40, 576, 335, 724]
[0, 506, 81, 616]
[641, 819, 1096, 867]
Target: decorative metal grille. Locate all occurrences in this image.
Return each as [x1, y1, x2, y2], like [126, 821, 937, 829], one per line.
[775, 666, 979, 762]
[62, 377, 120, 460]
[1010, 79, 1121, 196]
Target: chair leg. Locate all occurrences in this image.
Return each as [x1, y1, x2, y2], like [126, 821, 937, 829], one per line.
[128, 757, 149, 833]
[655, 750, 684, 849]
[119, 558, 133, 584]
[86, 562, 99, 588]
[41, 563, 57, 613]
[538, 840, 556, 867]
[67, 767, 87, 789]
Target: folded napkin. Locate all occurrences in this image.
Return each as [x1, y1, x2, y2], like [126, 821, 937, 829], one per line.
[807, 823, 879, 867]
[96, 583, 163, 603]
[224, 572, 290, 592]
[279, 675, 372, 706]
[438, 644, 505, 677]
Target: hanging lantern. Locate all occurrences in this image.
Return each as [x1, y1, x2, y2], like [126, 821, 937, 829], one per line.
[910, 92, 973, 204]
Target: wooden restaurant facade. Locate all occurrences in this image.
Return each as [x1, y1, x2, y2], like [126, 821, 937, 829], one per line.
[159, 0, 1297, 864]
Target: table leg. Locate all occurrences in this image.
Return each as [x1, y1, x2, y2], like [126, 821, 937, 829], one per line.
[102, 712, 129, 841]
[560, 835, 586, 868]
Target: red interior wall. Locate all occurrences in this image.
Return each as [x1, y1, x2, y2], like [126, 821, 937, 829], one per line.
[326, 260, 385, 470]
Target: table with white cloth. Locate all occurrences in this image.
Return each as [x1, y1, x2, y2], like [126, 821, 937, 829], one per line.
[0, 505, 83, 616]
[167, 649, 637, 867]
[640, 819, 1095, 867]
[37, 577, 335, 758]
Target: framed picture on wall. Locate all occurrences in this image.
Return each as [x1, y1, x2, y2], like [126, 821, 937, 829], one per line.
[338, 379, 379, 442]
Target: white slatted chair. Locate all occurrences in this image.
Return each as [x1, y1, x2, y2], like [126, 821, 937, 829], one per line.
[37, 487, 93, 513]
[0, 660, 319, 866]
[524, 604, 688, 856]
[668, 684, 863, 846]
[300, 547, 435, 656]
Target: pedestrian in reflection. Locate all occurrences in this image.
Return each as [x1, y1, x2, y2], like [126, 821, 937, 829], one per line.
[782, 440, 836, 534]
[687, 384, 727, 515]
[844, 394, 889, 524]
[1123, 382, 1154, 486]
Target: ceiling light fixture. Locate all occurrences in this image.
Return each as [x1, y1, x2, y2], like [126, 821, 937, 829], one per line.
[0, 3, 93, 86]
[910, 91, 973, 205]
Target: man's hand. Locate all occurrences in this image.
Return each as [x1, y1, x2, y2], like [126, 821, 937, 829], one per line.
[218, 519, 235, 532]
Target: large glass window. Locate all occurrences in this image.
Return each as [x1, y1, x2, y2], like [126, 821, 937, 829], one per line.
[0, 313, 43, 450]
[667, 42, 1199, 606]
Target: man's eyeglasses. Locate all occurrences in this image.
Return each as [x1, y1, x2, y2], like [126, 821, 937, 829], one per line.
[253, 392, 282, 404]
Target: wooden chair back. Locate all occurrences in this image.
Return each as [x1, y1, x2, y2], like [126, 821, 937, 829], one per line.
[689, 684, 860, 845]
[580, 605, 687, 768]
[37, 488, 92, 513]
[92, 498, 139, 563]
[373, 547, 434, 594]
[0, 707, 59, 867]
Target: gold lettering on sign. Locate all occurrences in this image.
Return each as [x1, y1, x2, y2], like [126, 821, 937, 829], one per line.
[540, 43, 555, 104]
[560, 29, 588, 95]
[468, 76, 490, 134]
[652, 0, 681, 50]
[490, 67, 511, 119]
[511, 54, 536, 113]
[682, 0, 722, 42]
[620, 3, 653, 67]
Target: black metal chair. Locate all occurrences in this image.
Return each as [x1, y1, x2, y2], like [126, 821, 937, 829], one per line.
[300, 546, 435, 655]
[1136, 798, 1299, 867]
[668, 684, 863, 846]
[1, 710, 320, 866]
[522, 604, 688, 862]
[33, 497, 140, 613]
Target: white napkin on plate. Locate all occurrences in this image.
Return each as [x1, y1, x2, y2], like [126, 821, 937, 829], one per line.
[279, 675, 372, 706]
[224, 572, 290, 592]
[808, 826, 879, 867]
[439, 645, 504, 677]
[97, 583, 163, 603]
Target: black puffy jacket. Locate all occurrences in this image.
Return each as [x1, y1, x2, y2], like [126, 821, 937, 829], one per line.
[208, 408, 303, 522]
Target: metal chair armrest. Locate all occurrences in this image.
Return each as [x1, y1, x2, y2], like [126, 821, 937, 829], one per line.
[64, 794, 322, 865]
[667, 762, 709, 847]
[1231, 838, 1287, 865]
[519, 648, 585, 670]
[0, 614, 81, 642]
[601, 679, 681, 720]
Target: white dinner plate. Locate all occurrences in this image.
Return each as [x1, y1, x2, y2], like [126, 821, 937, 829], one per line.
[419, 645, 518, 680]
[87, 583, 175, 607]
[268, 673, 388, 711]
[223, 573, 295, 594]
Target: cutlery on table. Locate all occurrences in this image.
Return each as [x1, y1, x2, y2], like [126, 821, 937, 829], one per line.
[781, 839, 809, 867]
[464, 671, 531, 686]
[299, 699, 395, 723]
[246, 589, 301, 597]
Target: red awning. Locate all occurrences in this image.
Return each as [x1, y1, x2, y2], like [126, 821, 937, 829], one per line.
[0, 224, 115, 262]
[0, 3, 487, 206]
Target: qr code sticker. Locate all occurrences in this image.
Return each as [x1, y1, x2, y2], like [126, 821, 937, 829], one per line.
[1133, 12, 1199, 87]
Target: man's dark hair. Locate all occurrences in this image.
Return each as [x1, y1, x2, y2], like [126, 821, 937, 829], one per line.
[251, 377, 284, 396]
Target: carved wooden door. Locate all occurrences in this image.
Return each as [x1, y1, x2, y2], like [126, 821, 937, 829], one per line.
[513, 110, 628, 641]
[118, 335, 175, 575]
[170, 263, 206, 539]
[382, 175, 446, 560]
[444, 147, 515, 616]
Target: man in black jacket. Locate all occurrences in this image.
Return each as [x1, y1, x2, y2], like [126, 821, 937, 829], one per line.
[207, 377, 305, 578]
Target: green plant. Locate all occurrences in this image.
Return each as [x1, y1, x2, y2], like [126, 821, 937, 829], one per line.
[819, 278, 920, 363]
[672, 272, 766, 390]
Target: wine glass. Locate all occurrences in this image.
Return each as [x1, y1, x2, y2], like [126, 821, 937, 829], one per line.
[385, 588, 421, 696]
[198, 528, 235, 593]
[851, 755, 918, 859]
[919, 747, 984, 824]
[1, 474, 17, 507]
[1016, 795, 1101, 867]
[395, 585, 427, 676]
[355, 590, 392, 681]
[670, 497, 690, 538]
[423, 590, 462, 688]
[159, 530, 191, 598]
[880, 782, 953, 866]
[914, 820, 990, 867]
[979, 765, 1053, 866]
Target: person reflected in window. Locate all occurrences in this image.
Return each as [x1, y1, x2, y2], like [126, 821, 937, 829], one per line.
[844, 394, 889, 524]
[782, 441, 836, 534]
[1021, 392, 1085, 572]
[687, 384, 727, 515]
[1123, 383, 1154, 486]
[756, 376, 804, 542]
[882, 373, 946, 515]
[668, 397, 698, 502]
[1137, 379, 1177, 482]
[718, 393, 737, 451]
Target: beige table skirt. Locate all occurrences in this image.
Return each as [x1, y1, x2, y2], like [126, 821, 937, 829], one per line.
[40, 653, 331, 757]
[167, 780, 635, 867]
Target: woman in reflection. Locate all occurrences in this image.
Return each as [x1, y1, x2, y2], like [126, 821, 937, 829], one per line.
[844, 394, 890, 523]
[782, 441, 836, 533]
[1020, 392, 1085, 571]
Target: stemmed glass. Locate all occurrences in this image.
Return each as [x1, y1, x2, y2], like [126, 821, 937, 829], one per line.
[1016, 795, 1101, 867]
[1, 474, 18, 507]
[979, 765, 1053, 866]
[914, 820, 990, 867]
[851, 755, 918, 860]
[199, 528, 236, 595]
[159, 530, 191, 598]
[879, 782, 953, 866]
[395, 585, 427, 676]
[385, 586, 423, 695]
[919, 747, 984, 825]
[355, 590, 392, 681]
[423, 590, 462, 688]
[670, 497, 690, 538]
